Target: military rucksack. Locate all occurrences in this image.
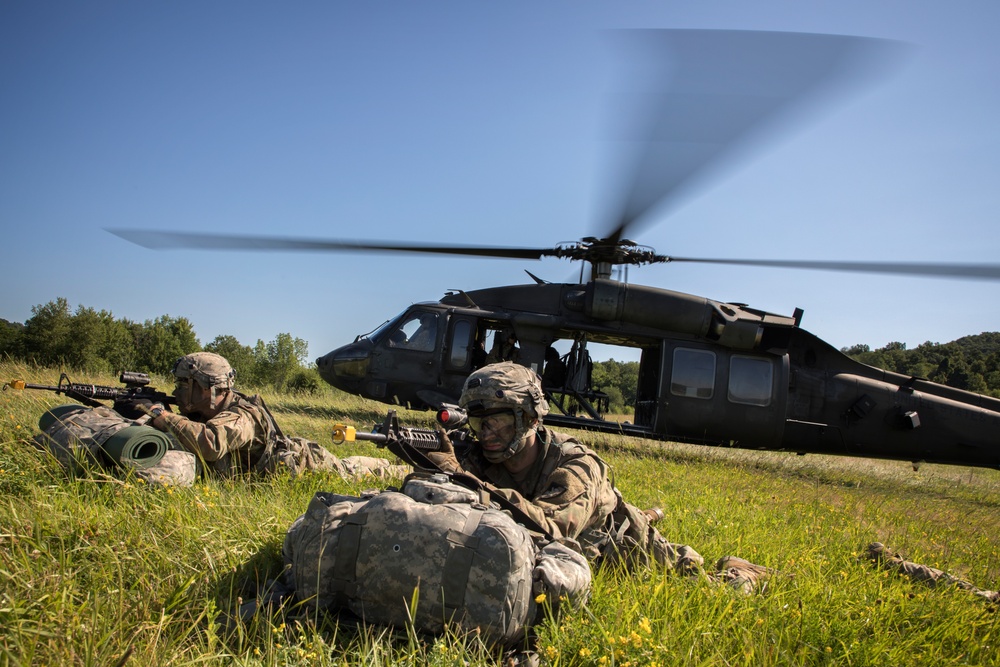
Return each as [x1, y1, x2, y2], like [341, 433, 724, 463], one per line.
[281, 473, 591, 646]
[32, 404, 197, 486]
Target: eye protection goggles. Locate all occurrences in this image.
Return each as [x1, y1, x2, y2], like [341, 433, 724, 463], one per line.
[467, 409, 515, 435]
[173, 377, 197, 399]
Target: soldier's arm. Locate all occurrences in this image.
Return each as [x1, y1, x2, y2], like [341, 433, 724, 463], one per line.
[156, 409, 257, 462]
[488, 457, 611, 540]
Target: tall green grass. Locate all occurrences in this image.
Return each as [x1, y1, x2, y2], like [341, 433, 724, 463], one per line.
[2, 360, 998, 666]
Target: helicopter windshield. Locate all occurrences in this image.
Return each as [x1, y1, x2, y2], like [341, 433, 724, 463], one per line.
[364, 313, 406, 344]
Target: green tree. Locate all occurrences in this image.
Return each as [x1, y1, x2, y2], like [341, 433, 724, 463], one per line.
[22, 298, 73, 366]
[133, 315, 201, 374]
[65, 306, 110, 372]
[255, 333, 309, 390]
[100, 315, 138, 372]
[286, 367, 323, 395]
[592, 358, 640, 409]
[204, 334, 261, 387]
[0, 318, 24, 359]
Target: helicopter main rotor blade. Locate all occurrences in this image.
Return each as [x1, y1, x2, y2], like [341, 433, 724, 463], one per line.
[600, 30, 904, 244]
[666, 256, 1000, 281]
[106, 229, 553, 260]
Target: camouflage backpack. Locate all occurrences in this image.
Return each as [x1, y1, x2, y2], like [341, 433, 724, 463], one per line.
[282, 473, 591, 646]
[32, 404, 197, 486]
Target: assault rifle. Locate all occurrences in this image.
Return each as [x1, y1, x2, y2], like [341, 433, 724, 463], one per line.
[331, 405, 471, 470]
[332, 406, 554, 537]
[3, 371, 175, 418]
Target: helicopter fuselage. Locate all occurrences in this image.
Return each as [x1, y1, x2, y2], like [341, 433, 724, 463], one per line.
[317, 279, 1000, 469]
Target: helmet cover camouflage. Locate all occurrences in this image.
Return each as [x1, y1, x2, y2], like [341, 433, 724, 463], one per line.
[459, 361, 549, 418]
[459, 362, 548, 463]
[172, 352, 236, 389]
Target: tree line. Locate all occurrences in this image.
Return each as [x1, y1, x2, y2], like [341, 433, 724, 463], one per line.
[841, 332, 1000, 397]
[0, 298, 321, 393]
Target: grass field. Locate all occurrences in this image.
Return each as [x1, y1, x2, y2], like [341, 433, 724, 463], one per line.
[2, 360, 999, 666]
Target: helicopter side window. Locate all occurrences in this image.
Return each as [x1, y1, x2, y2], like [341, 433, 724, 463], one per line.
[728, 355, 773, 407]
[389, 312, 439, 352]
[448, 319, 472, 367]
[670, 348, 715, 399]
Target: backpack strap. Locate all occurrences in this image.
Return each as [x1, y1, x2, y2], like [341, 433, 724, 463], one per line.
[233, 391, 283, 442]
[441, 509, 484, 614]
[330, 512, 368, 606]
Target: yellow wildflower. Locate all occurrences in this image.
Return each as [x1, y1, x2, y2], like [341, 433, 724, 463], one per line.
[639, 616, 652, 634]
[535, 592, 547, 604]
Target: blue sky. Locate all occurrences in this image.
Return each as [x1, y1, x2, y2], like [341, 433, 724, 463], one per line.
[3, 1, 998, 365]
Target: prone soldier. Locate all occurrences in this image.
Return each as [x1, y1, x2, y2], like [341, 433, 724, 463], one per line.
[123, 352, 405, 479]
[425, 361, 772, 591]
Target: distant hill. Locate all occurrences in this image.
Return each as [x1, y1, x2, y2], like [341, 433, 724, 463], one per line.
[842, 332, 1000, 397]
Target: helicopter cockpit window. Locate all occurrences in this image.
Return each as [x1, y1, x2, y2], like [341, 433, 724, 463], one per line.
[670, 348, 715, 399]
[389, 312, 439, 352]
[728, 355, 773, 407]
[366, 313, 406, 344]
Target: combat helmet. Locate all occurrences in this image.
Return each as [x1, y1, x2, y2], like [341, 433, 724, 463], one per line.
[172, 352, 236, 411]
[459, 361, 548, 463]
[172, 352, 236, 388]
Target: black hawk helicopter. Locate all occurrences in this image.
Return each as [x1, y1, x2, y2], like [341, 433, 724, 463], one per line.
[111, 30, 1000, 469]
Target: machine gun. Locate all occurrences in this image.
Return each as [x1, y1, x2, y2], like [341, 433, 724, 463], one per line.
[3, 371, 176, 418]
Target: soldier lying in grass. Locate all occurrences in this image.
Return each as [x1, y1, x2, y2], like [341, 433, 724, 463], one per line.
[427, 361, 773, 592]
[119, 352, 407, 480]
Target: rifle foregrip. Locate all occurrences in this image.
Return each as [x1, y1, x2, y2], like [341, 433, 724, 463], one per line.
[69, 384, 121, 400]
[399, 427, 442, 450]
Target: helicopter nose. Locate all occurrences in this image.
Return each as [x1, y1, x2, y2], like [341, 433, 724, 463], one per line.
[317, 340, 371, 390]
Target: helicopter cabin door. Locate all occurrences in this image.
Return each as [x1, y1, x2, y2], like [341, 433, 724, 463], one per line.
[440, 314, 483, 399]
[656, 342, 788, 447]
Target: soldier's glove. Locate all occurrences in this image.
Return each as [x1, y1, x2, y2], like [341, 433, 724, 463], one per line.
[115, 397, 158, 419]
[424, 426, 463, 473]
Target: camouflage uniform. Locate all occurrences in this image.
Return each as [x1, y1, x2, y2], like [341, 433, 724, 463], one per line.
[865, 542, 999, 603]
[155, 390, 274, 476]
[456, 426, 771, 589]
[460, 427, 656, 559]
[445, 362, 772, 590]
[156, 393, 408, 478]
[149, 352, 406, 480]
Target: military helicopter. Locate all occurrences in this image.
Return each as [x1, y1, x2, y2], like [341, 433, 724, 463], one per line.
[110, 30, 1000, 469]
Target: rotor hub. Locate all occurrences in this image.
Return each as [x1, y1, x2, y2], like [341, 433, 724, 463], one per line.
[550, 238, 668, 278]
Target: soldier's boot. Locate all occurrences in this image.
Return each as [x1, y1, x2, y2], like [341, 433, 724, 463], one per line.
[714, 556, 776, 594]
[865, 542, 900, 565]
[671, 544, 706, 578]
[977, 590, 1000, 604]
